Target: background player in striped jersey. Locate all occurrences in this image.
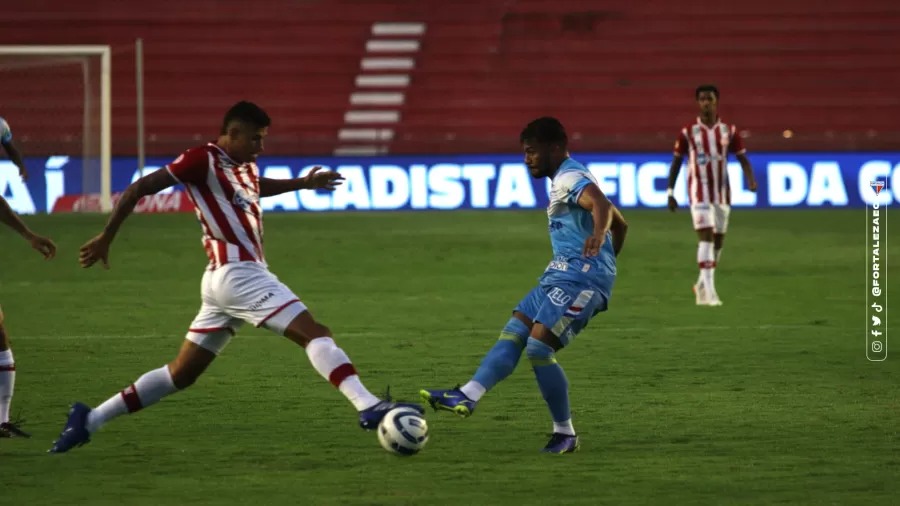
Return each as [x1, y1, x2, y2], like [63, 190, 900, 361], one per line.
[0, 116, 57, 437]
[50, 101, 422, 453]
[666, 85, 757, 306]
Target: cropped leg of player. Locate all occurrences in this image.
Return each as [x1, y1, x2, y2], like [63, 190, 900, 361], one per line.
[421, 285, 545, 417]
[714, 234, 725, 265]
[0, 306, 30, 438]
[694, 227, 721, 306]
[690, 204, 722, 306]
[710, 203, 730, 303]
[49, 336, 221, 453]
[527, 324, 579, 454]
[528, 284, 606, 453]
[277, 309, 424, 430]
[420, 313, 531, 417]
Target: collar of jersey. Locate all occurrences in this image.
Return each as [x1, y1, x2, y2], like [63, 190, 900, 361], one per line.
[207, 142, 238, 164]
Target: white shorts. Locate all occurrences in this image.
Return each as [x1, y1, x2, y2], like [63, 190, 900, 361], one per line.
[186, 262, 307, 354]
[690, 203, 731, 233]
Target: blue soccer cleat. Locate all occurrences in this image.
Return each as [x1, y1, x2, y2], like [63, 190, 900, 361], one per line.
[419, 386, 477, 418]
[48, 402, 92, 453]
[542, 433, 579, 454]
[359, 400, 425, 431]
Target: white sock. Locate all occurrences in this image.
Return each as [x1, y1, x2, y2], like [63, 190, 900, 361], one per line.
[553, 419, 576, 436]
[86, 365, 177, 433]
[698, 241, 716, 295]
[0, 349, 14, 424]
[306, 337, 379, 411]
[460, 381, 486, 402]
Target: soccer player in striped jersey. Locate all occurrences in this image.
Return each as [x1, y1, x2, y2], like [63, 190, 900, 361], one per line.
[666, 85, 757, 306]
[0, 116, 57, 437]
[49, 101, 423, 453]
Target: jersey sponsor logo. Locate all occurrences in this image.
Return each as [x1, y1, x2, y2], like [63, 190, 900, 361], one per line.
[546, 260, 569, 272]
[696, 153, 710, 166]
[547, 287, 572, 307]
[232, 188, 259, 210]
[548, 220, 564, 232]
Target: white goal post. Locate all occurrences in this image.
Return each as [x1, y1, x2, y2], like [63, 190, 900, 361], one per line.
[0, 45, 112, 211]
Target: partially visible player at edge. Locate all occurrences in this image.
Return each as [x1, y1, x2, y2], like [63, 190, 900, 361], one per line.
[0, 116, 57, 438]
[49, 101, 423, 453]
[666, 85, 757, 306]
[422, 117, 628, 454]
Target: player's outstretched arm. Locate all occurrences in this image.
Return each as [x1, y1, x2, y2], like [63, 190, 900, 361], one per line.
[258, 166, 344, 197]
[79, 169, 176, 269]
[666, 155, 683, 212]
[0, 195, 56, 259]
[1, 140, 28, 181]
[736, 153, 757, 192]
[576, 183, 614, 257]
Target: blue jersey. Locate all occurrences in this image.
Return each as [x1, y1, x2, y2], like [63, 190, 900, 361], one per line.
[539, 158, 616, 294]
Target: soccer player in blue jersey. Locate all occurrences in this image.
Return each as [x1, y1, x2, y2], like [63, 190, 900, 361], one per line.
[421, 117, 628, 453]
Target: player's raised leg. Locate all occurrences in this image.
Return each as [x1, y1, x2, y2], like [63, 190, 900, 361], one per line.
[420, 290, 538, 417]
[0, 307, 29, 438]
[49, 335, 223, 453]
[278, 310, 424, 430]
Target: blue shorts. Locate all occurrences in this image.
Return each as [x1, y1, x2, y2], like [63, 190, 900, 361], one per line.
[514, 280, 610, 347]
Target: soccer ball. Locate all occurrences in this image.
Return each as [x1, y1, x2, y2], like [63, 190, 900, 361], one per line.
[377, 407, 429, 456]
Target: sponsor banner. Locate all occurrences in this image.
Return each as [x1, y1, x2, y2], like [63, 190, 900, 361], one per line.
[51, 190, 193, 213]
[1, 153, 898, 213]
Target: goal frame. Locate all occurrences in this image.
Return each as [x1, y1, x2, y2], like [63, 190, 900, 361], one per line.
[0, 45, 112, 211]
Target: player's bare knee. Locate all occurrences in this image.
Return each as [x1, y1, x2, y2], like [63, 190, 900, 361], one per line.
[697, 228, 714, 242]
[714, 234, 725, 249]
[512, 311, 533, 328]
[167, 362, 203, 389]
[283, 311, 331, 348]
[529, 324, 563, 351]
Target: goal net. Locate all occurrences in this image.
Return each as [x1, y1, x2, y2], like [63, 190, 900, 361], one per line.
[0, 45, 111, 212]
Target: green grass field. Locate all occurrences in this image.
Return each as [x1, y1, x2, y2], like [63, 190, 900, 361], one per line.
[0, 209, 896, 505]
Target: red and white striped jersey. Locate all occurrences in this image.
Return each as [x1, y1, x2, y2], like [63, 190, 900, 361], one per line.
[165, 143, 265, 270]
[674, 117, 746, 205]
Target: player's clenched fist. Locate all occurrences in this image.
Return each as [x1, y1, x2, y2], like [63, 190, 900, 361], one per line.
[667, 195, 678, 212]
[582, 234, 603, 257]
[79, 234, 111, 269]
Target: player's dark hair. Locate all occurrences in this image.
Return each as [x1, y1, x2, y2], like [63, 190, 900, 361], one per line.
[695, 84, 719, 100]
[221, 101, 271, 134]
[520, 116, 568, 147]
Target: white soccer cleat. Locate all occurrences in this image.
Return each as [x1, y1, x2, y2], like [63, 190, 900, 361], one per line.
[693, 283, 707, 305]
[693, 283, 723, 306]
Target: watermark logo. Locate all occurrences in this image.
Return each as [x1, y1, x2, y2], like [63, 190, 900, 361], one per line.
[867, 180, 887, 361]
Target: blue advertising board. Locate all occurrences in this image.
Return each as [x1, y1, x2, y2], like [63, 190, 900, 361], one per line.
[1, 152, 896, 214]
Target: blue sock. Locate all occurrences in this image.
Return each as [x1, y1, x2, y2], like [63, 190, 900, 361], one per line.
[470, 318, 529, 392]
[526, 337, 571, 424]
